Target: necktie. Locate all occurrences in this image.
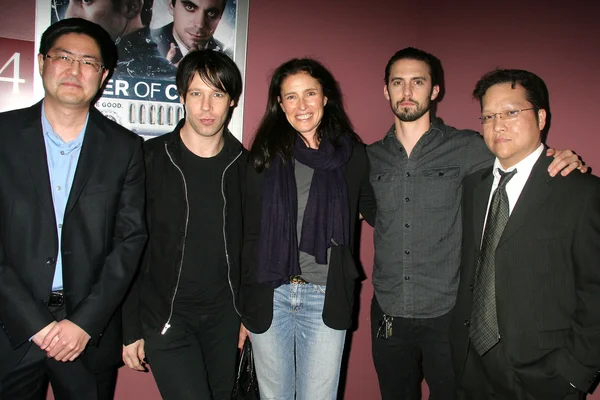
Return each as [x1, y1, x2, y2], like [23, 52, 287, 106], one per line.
[470, 168, 517, 356]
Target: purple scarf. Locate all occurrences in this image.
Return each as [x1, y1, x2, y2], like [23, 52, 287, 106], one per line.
[256, 135, 353, 287]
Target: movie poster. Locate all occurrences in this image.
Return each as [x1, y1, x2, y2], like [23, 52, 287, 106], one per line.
[33, 0, 249, 140]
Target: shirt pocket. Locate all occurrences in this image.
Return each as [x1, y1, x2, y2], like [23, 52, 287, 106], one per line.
[370, 170, 397, 211]
[420, 166, 460, 210]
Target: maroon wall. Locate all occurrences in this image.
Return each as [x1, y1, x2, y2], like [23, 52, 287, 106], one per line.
[2, 1, 599, 399]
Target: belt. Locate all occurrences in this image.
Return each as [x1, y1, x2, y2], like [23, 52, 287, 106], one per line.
[290, 275, 308, 285]
[48, 290, 65, 307]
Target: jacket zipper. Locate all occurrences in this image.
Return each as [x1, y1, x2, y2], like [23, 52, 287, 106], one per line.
[161, 142, 190, 335]
[222, 149, 243, 317]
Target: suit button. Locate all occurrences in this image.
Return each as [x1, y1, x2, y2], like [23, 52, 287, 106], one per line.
[469, 284, 474, 291]
[45, 257, 56, 265]
[464, 320, 470, 327]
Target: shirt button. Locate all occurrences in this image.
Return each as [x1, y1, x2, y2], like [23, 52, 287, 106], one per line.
[405, 197, 410, 202]
[404, 276, 410, 280]
[405, 250, 410, 255]
[58, 224, 63, 229]
[60, 151, 65, 155]
[464, 320, 470, 327]
[405, 223, 410, 228]
[406, 172, 410, 177]
[57, 186, 62, 191]
[469, 284, 474, 291]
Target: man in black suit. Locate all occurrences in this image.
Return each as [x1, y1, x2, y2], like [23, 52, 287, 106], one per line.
[153, 0, 232, 65]
[0, 18, 146, 400]
[450, 69, 600, 400]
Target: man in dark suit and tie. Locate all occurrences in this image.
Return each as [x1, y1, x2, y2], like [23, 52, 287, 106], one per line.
[0, 18, 146, 399]
[450, 69, 600, 400]
[152, 0, 232, 65]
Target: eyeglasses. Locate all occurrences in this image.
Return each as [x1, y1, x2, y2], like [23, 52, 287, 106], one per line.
[479, 108, 536, 125]
[45, 54, 104, 73]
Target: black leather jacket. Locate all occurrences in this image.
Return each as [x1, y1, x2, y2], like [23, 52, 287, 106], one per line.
[122, 121, 246, 344]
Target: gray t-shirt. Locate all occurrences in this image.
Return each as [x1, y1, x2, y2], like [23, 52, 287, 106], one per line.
[295, 160, 330, 285]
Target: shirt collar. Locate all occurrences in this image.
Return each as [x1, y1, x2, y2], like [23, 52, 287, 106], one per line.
[41, 101, 88, 151]
[381, 118, 443, 145]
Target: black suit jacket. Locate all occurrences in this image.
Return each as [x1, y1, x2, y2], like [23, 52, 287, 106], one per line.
[450, 153, 600, 398]
[152, 22, 233, 64]
[0, 102, 147, 379]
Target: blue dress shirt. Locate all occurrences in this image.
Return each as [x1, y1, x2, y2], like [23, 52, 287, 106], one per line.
[41, 102, 88, 291]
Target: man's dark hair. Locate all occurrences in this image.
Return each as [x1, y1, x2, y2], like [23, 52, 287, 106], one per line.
[248, 58, 361, 172]
[176, 49, 242, 106]
[384, 47, 443, 88]
[473, 69, 550, 123]
[171, 0, 227, 13]
[39, 17, 117, 73]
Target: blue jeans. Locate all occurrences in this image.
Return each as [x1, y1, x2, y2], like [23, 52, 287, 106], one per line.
[250, 283, 346, 400]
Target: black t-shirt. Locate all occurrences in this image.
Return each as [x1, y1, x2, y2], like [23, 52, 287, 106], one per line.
[175, 142, 232, 313]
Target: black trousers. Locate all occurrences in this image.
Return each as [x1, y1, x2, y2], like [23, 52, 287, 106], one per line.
[371, 296, 456, 400]
[457, 342, 586, 400]
[0, 305, 118, 400]
[143, 304, 240, 400]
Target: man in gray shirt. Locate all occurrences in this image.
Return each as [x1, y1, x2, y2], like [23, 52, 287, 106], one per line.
[367, 47, 584, 400]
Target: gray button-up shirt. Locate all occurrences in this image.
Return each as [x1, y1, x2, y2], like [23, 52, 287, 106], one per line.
[367, 119, 493, 318]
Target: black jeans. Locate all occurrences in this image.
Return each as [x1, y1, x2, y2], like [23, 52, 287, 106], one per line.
[143, 304, 240, 400]
[0, 305, 117, 400]
[371, 296, 456, 400]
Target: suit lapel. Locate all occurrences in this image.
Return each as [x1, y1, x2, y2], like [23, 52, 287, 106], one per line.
[65, 110, 105, 219]
[497, 155, 553, 248]
[23, 102, 56, 223]
[472, 168, 494, 252]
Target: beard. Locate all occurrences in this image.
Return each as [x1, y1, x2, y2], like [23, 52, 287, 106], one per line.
[391, 97, 431, 122]
[390, 86, 435, 122]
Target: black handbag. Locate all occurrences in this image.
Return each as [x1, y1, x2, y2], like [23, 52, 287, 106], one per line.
[231, 338, 260, 400]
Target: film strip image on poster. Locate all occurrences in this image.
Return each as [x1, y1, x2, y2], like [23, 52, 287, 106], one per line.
[34, 0, 248, 140]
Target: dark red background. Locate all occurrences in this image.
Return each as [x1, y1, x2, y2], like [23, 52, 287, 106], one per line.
[1, 0, 598, 398]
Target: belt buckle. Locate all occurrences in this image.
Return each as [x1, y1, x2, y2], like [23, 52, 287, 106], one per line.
[48, 290, 64, 307]
[290, 275, 308, 285]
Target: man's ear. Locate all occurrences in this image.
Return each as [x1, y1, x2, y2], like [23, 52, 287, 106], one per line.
[38, 53, 45, 77]
[383, 85, 390, 101]
[430, 85, 440, 101]
[538, 109, 547, 131]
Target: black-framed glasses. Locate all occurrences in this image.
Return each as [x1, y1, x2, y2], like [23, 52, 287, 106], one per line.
[479, 108, 536, 125]
[45, 54, 104, 73]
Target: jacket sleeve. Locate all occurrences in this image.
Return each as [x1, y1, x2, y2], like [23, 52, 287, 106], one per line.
[0, 238, 55, 347]
[357, 144, 377, 226]
[68, 138, 148, 342]
[556, 178, 600, 392]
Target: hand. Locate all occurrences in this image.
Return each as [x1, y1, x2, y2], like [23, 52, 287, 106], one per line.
[238, 323, 250, 350]
[122, 339, 147, 371]
[166, 43, 180, 67]
[546, 148, 587, 177]
[32, 321, 58, 348]
[41, 319, 91, 362]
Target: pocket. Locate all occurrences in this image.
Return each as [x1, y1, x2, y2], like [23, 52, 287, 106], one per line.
[314, 285, 326, 294]
[370, 170, 396, 211]
[420, 166, 460, 210]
